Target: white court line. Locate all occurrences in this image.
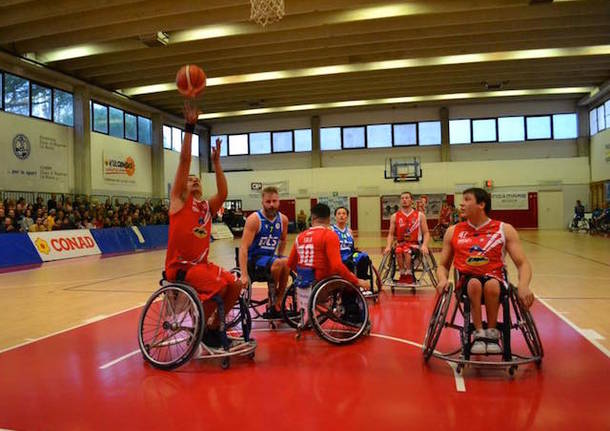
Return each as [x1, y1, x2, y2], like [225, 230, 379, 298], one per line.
[0, 302, 146, 355]
[581, 329, 605, 341]
[82, 315, 108, 324]
[100, 350, 140, 370]
[446, 362, 467, 392]
[537, 298, 610, 358]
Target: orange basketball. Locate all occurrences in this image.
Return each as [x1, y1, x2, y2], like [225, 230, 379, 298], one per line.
[176, 65, 207, 98]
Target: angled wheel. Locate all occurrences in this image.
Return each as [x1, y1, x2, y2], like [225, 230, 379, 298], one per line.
[509, 286, 544, 362]
[226, 268, 249, 329]
[310, 278, 369, 345]
[138, 283, 204, 370]
[422, 283, 453, 361]
[378, 252, 395, 286]
[281, 284, 301, 329]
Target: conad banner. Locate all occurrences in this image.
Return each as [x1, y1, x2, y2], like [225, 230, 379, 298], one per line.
[103, 151, 136, 184]
[491, 192, 529, 210]
[28, 230, 101, 261]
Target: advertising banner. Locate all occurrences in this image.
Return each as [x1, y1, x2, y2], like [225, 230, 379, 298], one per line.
[103, 151, 136, 184]
[28, 230, 101, 261]
[491, 192, 529, 210]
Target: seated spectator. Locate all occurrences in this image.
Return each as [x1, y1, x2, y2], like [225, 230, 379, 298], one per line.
[19, 209, 34, 232]
[3, 217, 16, 233]
[53, 218, 63, 231]
[29, 217, 47, 232]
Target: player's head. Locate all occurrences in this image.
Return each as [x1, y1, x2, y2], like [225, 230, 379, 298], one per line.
[462, 188, 491, 218]
[311, 203, 331, 225]
[400, 191, 413, 209]
[334, 206, 349, 225]
[186, 174, 202, 198]
[261, 186, 279, 218]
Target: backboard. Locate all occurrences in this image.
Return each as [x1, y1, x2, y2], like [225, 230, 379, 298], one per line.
[384, 158, 422, 182]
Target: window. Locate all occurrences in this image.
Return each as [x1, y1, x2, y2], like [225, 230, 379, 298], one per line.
[342, 126, 365, 149]
[125, 113, 137, 140]
[552, 113, 578, 139]
[92, 102, 108, 133]
[320, 127, 341, 150]
[605, 101, 610, 129]
[172, 127, 182, 152]
[597, 105, 605, 131]
[526, 116, 551, 140]
[449, 119, 471, 144]
[418, 121, 441, 146]
[4, 73, 29, 116]
[163, 125, 172, 149]
[250, 132, 271, 154]
[366, 124, 392, 148]
[138, 116, 152, 144]
[472, 119, 496, 143]
[0, 72, 3, 110]
[294, 129, 312, 152]
[109, 107, 124, 138]
[393, 123, 417, 146]
[229, 134, 248, 155]
[498, 116, 525, 142]
[211, 135, 228, 157]
[589, 109, 598, 135]
[272, 131, 293, 152]
[31, 83, 51, 120]
[53, 89, 73, 126]
[192, 134, 200, 157]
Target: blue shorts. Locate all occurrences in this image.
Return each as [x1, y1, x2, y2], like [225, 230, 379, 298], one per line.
[248, 254, 281, 282]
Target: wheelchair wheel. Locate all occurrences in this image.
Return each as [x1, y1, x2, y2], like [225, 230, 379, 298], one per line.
[226, 268, 250, 329]
[422, 283, 453, 361]
[378, 252, 395, 285]
[281, 284, 300, 329]
[310, 278, 369, 345]
[368, 262, 383, 296]
[138, 283, 204, 370]
[509, 287, 544, 362]
[413, 252, 438, 288]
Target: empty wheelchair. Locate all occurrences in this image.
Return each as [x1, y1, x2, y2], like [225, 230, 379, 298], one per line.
[422, 275, 543, 375]
[281, 276, 371, 345]
[377, 244, 438, 293]
[138, 273, 256, 371]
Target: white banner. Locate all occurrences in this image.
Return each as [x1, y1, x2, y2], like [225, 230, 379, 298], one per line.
[103, 151, 136, 184]
[491, 192, 529, 210]
[28, 230, 101, 261]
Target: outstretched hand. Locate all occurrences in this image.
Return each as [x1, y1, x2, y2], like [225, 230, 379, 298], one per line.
[212, 138, 222, 164]
[183, 100, 200, 125]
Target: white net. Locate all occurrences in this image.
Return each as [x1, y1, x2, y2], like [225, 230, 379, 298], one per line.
[250, 0, 285, 27]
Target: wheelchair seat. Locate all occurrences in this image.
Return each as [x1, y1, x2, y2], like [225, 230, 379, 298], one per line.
[377, 243, 438, 293]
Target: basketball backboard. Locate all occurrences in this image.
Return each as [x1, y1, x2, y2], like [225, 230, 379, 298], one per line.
[384, 158, 422, 182]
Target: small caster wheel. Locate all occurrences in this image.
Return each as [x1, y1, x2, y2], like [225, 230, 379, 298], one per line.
[221, 358, 230, 369]
[270, 321, 276, 330]
[248, 352, 255, 360]
[295, 332, 301, 340]
[456, 364, 463, 374]
[508, 366, 517, 376]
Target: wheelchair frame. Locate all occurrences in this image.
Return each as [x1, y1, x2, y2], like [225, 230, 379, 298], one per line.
[377, 245, 438, 293]
[138, 278, 256, 370]
[422, 281, 543, 375]
[281, 276, 371, 345]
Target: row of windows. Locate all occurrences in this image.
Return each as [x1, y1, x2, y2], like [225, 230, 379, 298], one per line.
[163, 125, 200, 157]
[0, 71, 74, 126]
[90, 101, 152, 145]
[449, 114, 578, 144]
[211, 129, 313, 157]
[589, 100, 610, 136]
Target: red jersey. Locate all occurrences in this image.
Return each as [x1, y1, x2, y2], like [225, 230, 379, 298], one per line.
[287, 225, 359, 286]
[395, 209, 422, 245]
[165, 195, 212, 270]
[439, 206, 452, 224]
[451, 219, 506, 282]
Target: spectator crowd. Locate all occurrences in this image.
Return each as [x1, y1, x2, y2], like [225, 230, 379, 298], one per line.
[1, 194, 169, 234]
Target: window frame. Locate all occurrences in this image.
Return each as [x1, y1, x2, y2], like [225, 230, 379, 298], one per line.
[30, 81, 53, 122]
[392, 122, 418, 147]
[471, 117, 498, 143]
[551, 112, 579, 140]
[448, 118, 472, 145]
[92, 101, 109, 134]
[365, 123, 393, 148]
[417, 120, 442, 146]
[341, 125, 366, 150]
[271, 129, 294, 153]
[228, 133, 250, 156]
[248, 131, 272, 155]
[525, 114, 553, 141]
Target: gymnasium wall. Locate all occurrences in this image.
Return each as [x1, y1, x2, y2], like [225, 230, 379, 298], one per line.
[590, 127, 610, 182]
[0, 110, 74, 193]
[90, 133, 153, 196]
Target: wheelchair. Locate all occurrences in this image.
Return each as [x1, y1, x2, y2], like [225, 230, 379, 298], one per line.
[344, 251, 383, 303]
[422, 272, 543, 375]
[568, 216, 589, 233]
[377, 243, 438, 293]
[280, 276, 371, 345]
[228, 248, 296, 329]
[138, 271, 256, 370]
[430, 222, 448, 242]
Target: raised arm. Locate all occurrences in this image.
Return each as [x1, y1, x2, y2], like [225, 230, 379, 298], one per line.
[169, 102, 198, 215]
[435, 225, 455, 295]
[208, 138, 227, 215]
[504, 223, 534, 308]
[238, 214, 259, 286]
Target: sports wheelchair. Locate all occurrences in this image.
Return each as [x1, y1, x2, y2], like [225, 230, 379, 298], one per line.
[377, 244, 438, 293]
[138, 271, 256, 370]
[280, 276, 371, 345]
[568, 214, 590, 233]
[343, 251, 383, 303]
[430, 222, 449, 242]
[422, 273, 543, 375]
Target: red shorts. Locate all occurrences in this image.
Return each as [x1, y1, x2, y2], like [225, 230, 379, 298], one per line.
[395, 242, 419, 255]
[165, 262, 236, 301]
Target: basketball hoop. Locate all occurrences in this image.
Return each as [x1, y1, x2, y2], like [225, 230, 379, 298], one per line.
[250, 0, 285, 27]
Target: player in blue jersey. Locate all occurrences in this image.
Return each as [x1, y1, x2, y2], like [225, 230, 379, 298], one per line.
[331, 206, 372, 294]
[239, 186, 290, 319]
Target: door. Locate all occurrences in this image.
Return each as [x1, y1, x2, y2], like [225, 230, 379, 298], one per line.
[538, 191, 564, 229]
[357, 196, 381, 233]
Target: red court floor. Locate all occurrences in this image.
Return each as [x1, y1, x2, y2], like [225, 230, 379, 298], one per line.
[0, 289, 609, 431]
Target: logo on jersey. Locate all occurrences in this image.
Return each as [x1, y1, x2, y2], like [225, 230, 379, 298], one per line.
[275, 222, 281, 230]
[192, 225, 208, 238]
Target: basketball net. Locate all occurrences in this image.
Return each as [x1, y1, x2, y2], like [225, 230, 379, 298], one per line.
[250, 0, 285, 27]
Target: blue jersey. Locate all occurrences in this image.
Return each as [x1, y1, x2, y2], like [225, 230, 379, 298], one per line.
[331, 224, 354, 262]
[248, 211, 283, 260]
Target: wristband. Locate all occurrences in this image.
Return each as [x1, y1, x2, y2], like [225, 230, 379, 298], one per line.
[185, 123, 195, 134]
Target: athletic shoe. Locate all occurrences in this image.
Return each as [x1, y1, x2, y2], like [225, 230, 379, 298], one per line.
[202, 329, 223, 348]
[262, 307, 282, 320]
[470, 329, 487, 355]
[485, 328, 502, 354]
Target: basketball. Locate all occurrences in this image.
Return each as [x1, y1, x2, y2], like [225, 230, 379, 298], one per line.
[175, 64, 207, 98]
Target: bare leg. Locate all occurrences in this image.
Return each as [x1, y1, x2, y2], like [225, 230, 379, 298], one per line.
[203, 280, 243, 329]
[467, 278, 484, 330]
[270, 258, 289, 311]
[483, 279, 501, 329]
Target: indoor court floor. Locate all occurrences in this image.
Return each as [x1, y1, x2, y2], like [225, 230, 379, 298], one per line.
[0, 230, 608, 430]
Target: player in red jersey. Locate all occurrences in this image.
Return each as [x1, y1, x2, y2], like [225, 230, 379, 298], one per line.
[436, 188, 534, 354]
[164, 102, 243, 348]
[287, 204, 369, 322]
[384, 191, 430, 284]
